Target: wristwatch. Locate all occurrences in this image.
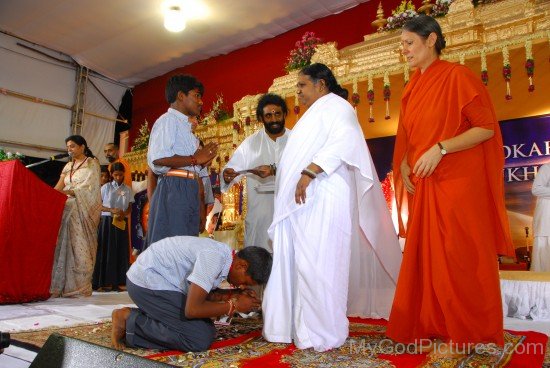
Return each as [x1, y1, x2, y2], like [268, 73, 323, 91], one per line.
[437, 142, 447, 155]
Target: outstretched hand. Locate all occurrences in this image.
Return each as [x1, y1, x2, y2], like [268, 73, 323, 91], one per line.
[249, 165, 272, 178]
[223, 168, 238, 184]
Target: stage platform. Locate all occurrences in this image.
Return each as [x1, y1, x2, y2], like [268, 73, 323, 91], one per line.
[1, 272, 550, 367]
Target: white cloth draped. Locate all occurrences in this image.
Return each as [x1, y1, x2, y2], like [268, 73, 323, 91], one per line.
[262, 93, 402, 352]
[531, 163, 550, 271]
[501, 275, 550, 321]
[221, 128, 289, 251]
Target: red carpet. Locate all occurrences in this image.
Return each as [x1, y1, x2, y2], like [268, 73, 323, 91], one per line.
[146, 318, 547, 367]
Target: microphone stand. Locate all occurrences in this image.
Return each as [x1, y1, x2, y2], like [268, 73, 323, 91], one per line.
[26, 158, 68, 168]
[26, 159, 53, 168]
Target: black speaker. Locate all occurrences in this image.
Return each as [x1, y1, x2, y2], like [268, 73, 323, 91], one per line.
[29, 333, 170, 367]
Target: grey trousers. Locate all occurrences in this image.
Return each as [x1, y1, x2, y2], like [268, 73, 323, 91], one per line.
[145, 175, 200, 249]
[125, 280, 216, 352]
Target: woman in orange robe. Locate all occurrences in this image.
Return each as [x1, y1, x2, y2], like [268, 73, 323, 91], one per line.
[386, 15, 514, 348]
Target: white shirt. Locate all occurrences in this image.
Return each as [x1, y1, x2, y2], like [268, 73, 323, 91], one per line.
[127, 236, 232, 294]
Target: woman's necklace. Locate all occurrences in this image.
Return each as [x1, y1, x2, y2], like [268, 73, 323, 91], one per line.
[69, 157, 88, 183]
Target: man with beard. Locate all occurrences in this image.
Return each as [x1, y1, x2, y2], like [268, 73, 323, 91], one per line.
[222, 93, 290, 252]
[105, 143, 132, 187]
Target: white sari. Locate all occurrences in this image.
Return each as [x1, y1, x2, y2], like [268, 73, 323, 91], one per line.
[262, 93, 402, 351]
[50, 158, 101, 297]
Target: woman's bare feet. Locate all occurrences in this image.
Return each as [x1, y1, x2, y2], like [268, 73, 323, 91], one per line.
[111, 307, 131, 350]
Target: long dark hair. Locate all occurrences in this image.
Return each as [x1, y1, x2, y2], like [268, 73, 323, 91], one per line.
[65, 135, 95, 158]
[300, 63, 348, 100]
[403, 15, 446, 55]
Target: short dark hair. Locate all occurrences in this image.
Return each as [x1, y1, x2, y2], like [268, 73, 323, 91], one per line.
[106, 142, 119, 149]
[300, 63, 348, 100]
[403, 15, 446, 55]
[65, 135, 95, 158]
[256, 93, 288, 121]
[110, 162, 125, 173]
[100, 165, 109, 173]
[165, 74, 204, 104]
[237, 246, 273, 285]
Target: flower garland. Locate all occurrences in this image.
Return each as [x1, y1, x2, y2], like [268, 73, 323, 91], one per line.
[383, 71, 391, 120]
[502, 46, 512, 100]
[525, 40, 535, 92]
[284, 32, 323, 72]
[294, 94, 300, 117]
[205, 95, 231, 123]
[432, 0, 454, 18]
[367, 73, 375, 123]
[0, 147, 24, 162]
[131, 121, 150, 151]
[480, 49, 489, 86]
[380, 1, 417, 32]
[351, 79, 360, 109]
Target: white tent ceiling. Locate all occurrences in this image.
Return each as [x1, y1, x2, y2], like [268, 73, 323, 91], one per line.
[0, 0, 369, 87]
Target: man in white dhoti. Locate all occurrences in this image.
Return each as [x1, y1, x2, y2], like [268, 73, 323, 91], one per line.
[221, 94, 290, 252]
[262, 63, 402, 352]
[531, 162, 550, 271]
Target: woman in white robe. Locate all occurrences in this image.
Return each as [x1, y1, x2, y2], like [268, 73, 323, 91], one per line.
[262, 63, 402, 352]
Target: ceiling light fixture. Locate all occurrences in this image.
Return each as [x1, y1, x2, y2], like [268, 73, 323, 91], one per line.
[164, 2, 186, 32]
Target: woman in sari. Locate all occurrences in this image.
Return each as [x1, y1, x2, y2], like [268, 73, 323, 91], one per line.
[386, 15, 515, 352]
[51, 135, 101, 297]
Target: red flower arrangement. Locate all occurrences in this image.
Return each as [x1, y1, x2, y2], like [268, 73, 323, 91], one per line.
[525, 59, 535, 92]
[502, 46, 512, 100]
[383, 86, 391, 101]
[284, 32, 323, 72]
[383, 85, 391, 120]
[503, 65, 512, 100]
[367, 89, 375, 123]
[293, 105, 300, 115]
[502, 65, 512, 81]
[481, 70, 489, 86]
[351, 93, 360, 107]
[245, 116, 251, 126]
[232, 121, 241, 133]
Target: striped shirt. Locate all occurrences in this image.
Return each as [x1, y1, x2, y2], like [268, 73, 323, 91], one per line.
[126, 236, 232, 294]
[147, 108, 200, 175]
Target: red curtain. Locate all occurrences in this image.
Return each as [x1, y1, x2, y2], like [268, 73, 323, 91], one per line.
[130, 0, 409, 146]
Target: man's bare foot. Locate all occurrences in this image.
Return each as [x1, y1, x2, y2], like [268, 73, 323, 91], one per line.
[111, 307, 131, 350]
